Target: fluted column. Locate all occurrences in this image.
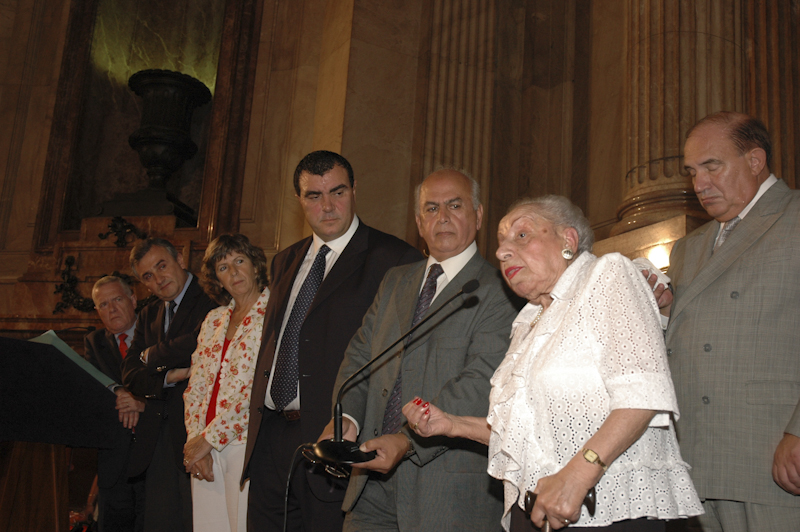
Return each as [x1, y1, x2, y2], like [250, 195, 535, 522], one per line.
[612, 0, 744, 235]
[744, 1, 800, 189]
[421, 0, 496, 195]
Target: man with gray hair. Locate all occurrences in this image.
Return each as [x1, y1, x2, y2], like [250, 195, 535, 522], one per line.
[85, 275, 144, 531]
[318, 169, 522, 531]
[121, 238, 216, 532]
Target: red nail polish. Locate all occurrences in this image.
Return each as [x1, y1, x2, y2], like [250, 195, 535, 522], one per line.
[414, 398, 422, 405]
[424, 409, 430, 415]
[422, 402, 429, 408]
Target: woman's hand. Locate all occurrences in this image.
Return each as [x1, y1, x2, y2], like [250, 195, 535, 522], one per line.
[189, 454, 215, 482]
[183, 435, 213, 471]
[529, 462, 596, 530]
[402, 397, 453, 438]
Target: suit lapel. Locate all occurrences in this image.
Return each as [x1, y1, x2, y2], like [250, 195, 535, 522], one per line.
[154, 301, 167, 344]
[406, 252, 484, 349]
[396, 261, 427, 335]
[672, 180, 790, 320]
[104, 329, 122, 360]
[168, 276, 201, 337]
[309, 223, 369, 315]
[263, 239, 311, 343]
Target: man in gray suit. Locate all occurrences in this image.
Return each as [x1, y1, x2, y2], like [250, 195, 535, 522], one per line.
[318, 169, 521, 531]
[666, 112, 800, 530]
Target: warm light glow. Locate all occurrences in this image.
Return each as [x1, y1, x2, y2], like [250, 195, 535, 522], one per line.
[647, 245, 670, 271]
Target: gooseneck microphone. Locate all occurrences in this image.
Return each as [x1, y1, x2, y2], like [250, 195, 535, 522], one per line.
[310, 279, 480, 465]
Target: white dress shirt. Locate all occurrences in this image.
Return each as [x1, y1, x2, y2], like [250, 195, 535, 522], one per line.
[264, 215, 361, 411]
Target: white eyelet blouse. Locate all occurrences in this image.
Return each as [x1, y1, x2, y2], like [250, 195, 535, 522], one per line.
[487, 252, 702, 530]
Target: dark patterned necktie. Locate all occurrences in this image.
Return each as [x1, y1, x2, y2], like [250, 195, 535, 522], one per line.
[118, 333, 128, 359]
[382, 263, 444, 435]
[271, 244, 331, 411]
[166, 300, 177, 332]
[713, 216, 741, 253]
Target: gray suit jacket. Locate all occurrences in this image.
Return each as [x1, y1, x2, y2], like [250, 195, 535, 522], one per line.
[667, 178, 800, 507]
[336, 251, 522, 531]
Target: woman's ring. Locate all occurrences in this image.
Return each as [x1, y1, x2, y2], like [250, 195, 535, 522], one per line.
[195, 473, 200, 478]
[183, 459, 189, 464]
[413, 422, 419, 430]
[563, 518, 570, 525]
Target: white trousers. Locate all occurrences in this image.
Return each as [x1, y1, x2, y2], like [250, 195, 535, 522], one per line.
[190, 443, 249, 532]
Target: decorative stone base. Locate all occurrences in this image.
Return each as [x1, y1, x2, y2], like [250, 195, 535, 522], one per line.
[593, 214, 707, 271]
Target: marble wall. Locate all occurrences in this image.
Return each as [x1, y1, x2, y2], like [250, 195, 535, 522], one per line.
[0, 0, 798, 332]
[63, 0, 225, 229]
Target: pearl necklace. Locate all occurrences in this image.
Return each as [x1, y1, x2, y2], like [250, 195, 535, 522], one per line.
[530, 306, 543, 328]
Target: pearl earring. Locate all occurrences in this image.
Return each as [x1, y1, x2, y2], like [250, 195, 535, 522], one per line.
[561, 248, 574, 260]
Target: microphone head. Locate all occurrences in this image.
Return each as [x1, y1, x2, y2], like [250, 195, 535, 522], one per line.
[461, 279, 480, 294]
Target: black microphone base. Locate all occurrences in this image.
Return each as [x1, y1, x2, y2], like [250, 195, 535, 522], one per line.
[312, 440, 376, 464]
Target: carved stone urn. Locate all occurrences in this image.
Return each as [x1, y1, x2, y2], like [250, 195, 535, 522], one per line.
[100, 69, 211, 226]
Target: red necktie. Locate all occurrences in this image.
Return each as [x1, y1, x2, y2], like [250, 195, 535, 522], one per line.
[118, 333, 128, 359]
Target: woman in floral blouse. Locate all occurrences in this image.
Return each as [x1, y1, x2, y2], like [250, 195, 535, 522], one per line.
[183, 234, 269, 532]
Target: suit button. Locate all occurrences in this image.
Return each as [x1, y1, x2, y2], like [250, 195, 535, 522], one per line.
[702, 396, 710, 404]
[382, 389, 388, 397]
[374, 429, 379, 436]
[264, 370, 270, 378]
[703, 344, 712, 352]
[666, 349, 672, 357]
[257, 407, 263, 414]
[730, 291, 739, 299]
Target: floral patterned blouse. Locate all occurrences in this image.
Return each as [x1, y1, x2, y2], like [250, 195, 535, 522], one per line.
[184, 287, 269, 450]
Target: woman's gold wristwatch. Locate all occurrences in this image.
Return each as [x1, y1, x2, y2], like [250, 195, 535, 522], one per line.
[582, 448, 608, 471]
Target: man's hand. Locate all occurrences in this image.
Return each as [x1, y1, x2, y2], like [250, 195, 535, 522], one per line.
[642, 269, 672, 315]
[317, 417, 357, 443]
[115, 388, 145, 429]
[773, 432, 800, 494]
[351, 433, 409, 474]
[166, 367, 191, 384]
[189, 453, 215, 482]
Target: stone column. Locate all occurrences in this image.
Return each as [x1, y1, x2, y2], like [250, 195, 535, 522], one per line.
[612, 0, 744, 235]
[744, 0, 800, 189]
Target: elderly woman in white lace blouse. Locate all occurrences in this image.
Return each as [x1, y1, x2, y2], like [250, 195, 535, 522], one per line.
[403, 196, 702, 532]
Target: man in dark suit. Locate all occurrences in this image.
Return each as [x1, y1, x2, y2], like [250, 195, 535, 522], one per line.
[84, 275, 145, 532]
[242, 151, 422, 532]
[665, 112, 800, 530]
[320, 169, 521, 531]
[122, 238, 217, 532]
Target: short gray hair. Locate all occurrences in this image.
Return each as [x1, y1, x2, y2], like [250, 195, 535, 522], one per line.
[507, 195, 594, 253]
[130, 238, 179, 278]
[414, 169, 481, 213]
[92, 276, 133, 302]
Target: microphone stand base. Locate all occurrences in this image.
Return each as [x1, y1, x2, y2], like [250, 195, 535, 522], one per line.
[312, 440, 376, 464]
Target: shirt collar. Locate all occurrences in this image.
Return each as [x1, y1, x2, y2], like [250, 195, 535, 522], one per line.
[168, 271, 193, 310]
[312, 214, 360, 256]
[735, 173, 778, 221]
[425, 241, 477, 281]
[116, 321, 137, 342]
